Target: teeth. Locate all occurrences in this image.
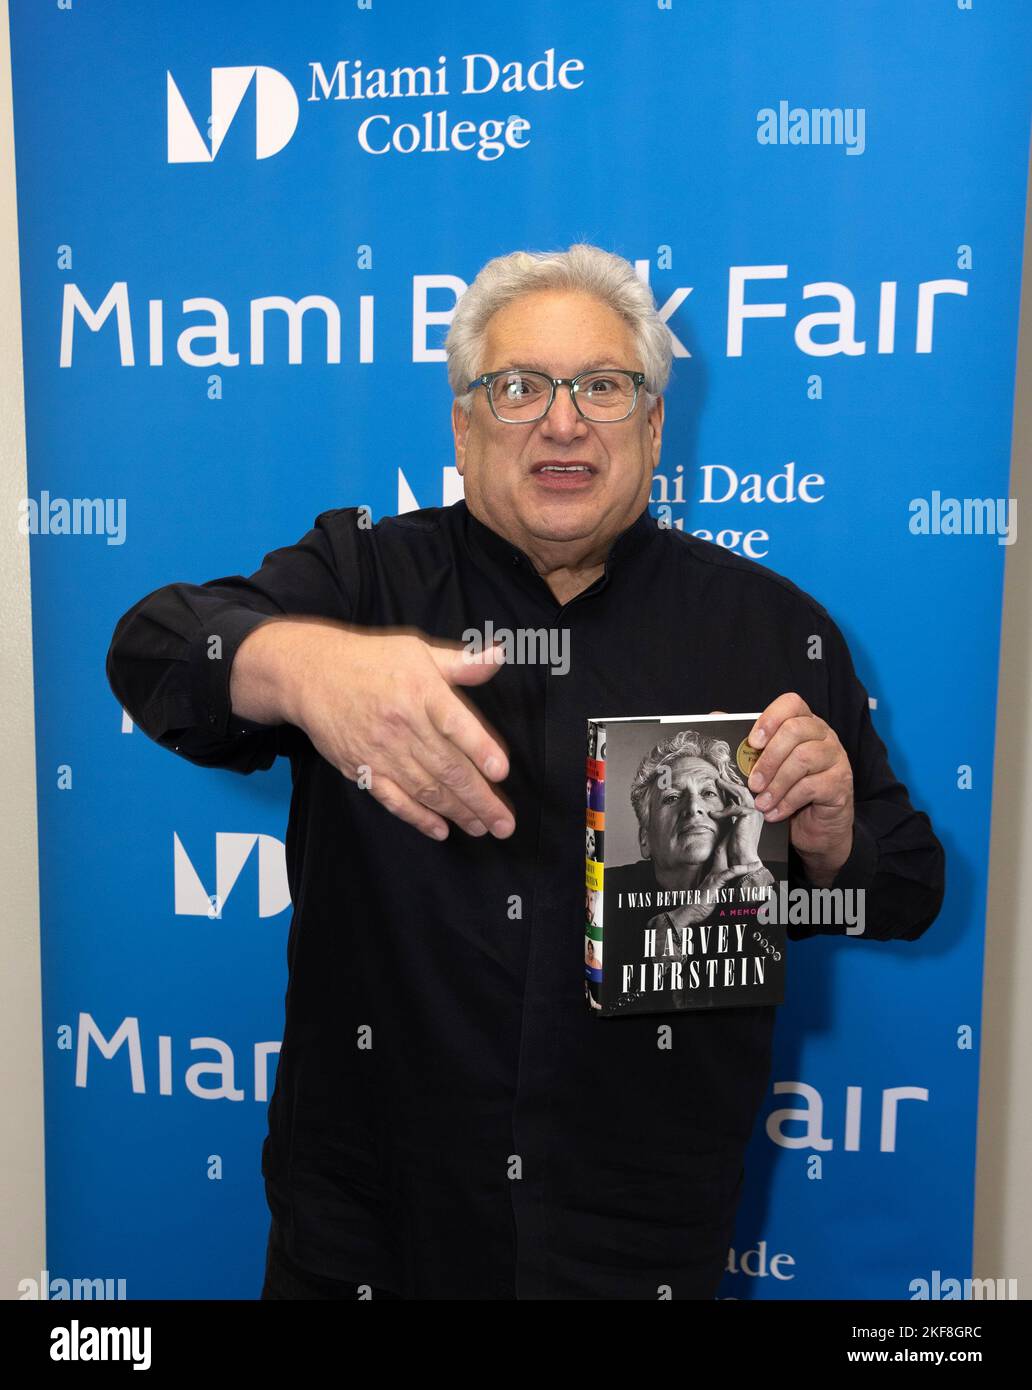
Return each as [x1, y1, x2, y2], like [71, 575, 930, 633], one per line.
[540, 466, 589, 472]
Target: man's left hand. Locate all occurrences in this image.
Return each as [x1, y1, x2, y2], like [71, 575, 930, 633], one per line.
[746, 693, 854, 887]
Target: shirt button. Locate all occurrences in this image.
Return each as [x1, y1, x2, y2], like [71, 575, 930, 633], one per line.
[208, 713, 218, 725]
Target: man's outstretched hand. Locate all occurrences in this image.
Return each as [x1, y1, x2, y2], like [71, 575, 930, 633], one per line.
[231, 619, 515, 842]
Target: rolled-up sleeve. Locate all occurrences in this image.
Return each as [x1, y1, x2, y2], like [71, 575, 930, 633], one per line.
[106, 507, 362, 774]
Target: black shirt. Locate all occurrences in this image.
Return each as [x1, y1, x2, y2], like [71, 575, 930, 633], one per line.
[105, 498, 945, 1300]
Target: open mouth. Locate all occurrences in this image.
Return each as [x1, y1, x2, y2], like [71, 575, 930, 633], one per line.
[530, 462, 597, 488]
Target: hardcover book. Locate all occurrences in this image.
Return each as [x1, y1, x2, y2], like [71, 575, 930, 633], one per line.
[585, 713, 789, 1017]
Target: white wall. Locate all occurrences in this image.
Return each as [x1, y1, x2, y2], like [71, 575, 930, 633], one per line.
[0, 0, 46, 1298]
[975, 134, 1032, 1294]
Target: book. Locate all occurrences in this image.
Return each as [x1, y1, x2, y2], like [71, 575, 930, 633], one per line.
[585, 713, 789, 1017]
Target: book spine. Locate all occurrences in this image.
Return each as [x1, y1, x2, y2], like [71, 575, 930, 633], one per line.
[585, 721, 606, 1011]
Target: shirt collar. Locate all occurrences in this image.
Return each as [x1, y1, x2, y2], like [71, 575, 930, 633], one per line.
[459, 498, 658, 590]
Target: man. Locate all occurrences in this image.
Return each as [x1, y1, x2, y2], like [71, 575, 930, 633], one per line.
[628, 727, 776, 905]
[106, 243, 945, 1300]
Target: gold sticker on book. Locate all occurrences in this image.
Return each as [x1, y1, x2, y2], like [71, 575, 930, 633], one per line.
[736, 737, 760, 777]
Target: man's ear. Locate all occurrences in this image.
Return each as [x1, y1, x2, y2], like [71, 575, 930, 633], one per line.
[452, 398, 469, 476]
[647, 394, 664, 470]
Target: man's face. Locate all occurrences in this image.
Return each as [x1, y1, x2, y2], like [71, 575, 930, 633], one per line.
[644, 756, 725, 873]
[452, 290, 664, 561]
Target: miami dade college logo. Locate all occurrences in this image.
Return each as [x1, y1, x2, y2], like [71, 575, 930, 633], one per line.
[166, 66, 299, 162]
[173, 832, 291, 918]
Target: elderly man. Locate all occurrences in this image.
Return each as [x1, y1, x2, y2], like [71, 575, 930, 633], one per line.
[629, 728, 776, 898]
[106, 243, 944, 1301]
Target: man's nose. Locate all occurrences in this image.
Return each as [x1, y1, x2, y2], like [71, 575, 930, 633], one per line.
[540, 384, 588, 439]
[681, 790, 706, 817]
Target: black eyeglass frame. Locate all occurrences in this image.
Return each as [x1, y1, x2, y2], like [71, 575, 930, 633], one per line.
[465, 368, 648, 424]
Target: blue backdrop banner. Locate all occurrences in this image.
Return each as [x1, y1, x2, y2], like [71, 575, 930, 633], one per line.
[9, 0, 1030, 1298]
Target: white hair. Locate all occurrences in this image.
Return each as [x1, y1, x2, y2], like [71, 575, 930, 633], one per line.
[445, 243, 673, 417]
[630, 729, 744, 856]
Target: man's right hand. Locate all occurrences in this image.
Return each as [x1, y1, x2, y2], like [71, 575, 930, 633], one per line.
[230, 618, 514, 842]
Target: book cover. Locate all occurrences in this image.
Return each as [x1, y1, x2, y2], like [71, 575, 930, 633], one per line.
[585, 713, 790, 1017]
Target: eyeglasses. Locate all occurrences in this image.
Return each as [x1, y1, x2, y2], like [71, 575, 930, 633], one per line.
[466, 368, 647, 424]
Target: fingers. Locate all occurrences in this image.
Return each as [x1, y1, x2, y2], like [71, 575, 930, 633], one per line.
[751, 714, 829, 790]
[364, 771, 450, 841]
[756, 768, 851, 823]
[701, 865, 756, 892]
[422, 690, 515, 835]
[748, 707, 824, 794]
[339, 664, 514, 838]
[745, 700, 851, 821]
[360, 706, 513, 838]
[361, 727, 515, 840]
[715, 775, 756, 811]
[709, 867, 743, 888]
[746, 691, 812, 805]
[406, 726, 515, 837]
[723, 809, 765, 866]
[748, 692, 812, 752]
[424, 683, 510, 783]
[374, 743, 495, 838]
[298, 628, 517, 840]
[432, 639, 508, 687]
